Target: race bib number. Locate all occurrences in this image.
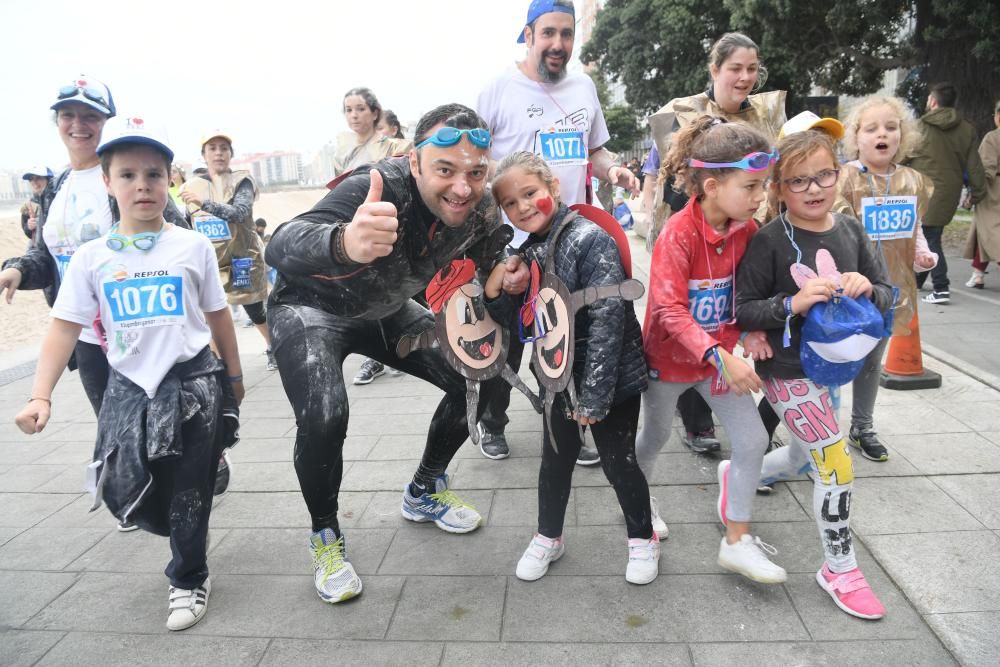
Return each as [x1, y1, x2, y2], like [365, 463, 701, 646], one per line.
[688, 276, 733, 332]
[195, 216, 232, 242]
[103, 276, 184, 325]
[861, 195, 917, 241]
[538, 129, 586, 166]
[54, 253, 72, 281]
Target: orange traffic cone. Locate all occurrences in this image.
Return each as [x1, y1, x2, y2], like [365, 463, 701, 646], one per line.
[880, 311, 942, 390]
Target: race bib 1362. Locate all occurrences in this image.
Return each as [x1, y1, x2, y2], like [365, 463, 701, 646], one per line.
[195, 216, 232, 242]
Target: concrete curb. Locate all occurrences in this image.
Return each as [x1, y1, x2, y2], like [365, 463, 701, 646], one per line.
[922, 342, 1000, 392]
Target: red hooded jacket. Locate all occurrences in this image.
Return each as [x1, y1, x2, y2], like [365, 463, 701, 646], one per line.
[643, 197, 756, 382]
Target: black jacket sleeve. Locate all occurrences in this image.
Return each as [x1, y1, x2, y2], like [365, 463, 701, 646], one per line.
[201, 180, 255, 226]
[265, 170, 393, 277]
[735, 233, 789, 331]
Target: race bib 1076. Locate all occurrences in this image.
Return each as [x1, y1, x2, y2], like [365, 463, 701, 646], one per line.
[103, 276, 184, 325]
[195, 216, 232, 242]
[538, 129, 586, 166]
[688, 276, 733, 332]
[861, 195, 917, 241]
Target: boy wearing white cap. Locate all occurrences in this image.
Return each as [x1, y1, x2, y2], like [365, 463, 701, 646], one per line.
[14, 116, 243, 632]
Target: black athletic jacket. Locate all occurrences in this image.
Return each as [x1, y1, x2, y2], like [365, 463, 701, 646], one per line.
[266, 157, 503, 320]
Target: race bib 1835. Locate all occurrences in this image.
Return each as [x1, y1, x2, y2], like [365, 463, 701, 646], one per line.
[194, 216, 232, 242]
[538, 129, 586, 166]
[861, 195, 917, 241]
[688, 276, 733, 332]
[103, 276, 184, 325]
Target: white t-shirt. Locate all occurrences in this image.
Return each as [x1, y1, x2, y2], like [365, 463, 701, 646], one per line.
[52, 225, 229, 398]
[42, 165, 114, 345]
[478, 65, 610, 244]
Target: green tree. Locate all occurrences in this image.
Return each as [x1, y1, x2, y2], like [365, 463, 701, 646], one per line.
[582, 0, 1000, 134]
[587, 67, 642, 154]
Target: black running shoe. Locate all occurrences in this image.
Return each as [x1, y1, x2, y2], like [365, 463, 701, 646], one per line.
[848, 426, 889, 462]
[683, 429, 722, 454]
[478, 427, 510, 460]
[353, 359, 385, 385]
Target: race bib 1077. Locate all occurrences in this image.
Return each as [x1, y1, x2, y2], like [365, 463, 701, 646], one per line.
[194, 216, 232, 242]
[861, 195, 917, 241]
[103, 276, 184, 324]
[538, 129, 586, 166]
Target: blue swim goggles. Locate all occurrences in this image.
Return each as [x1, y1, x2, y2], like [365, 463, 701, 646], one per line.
[416, 127, 492, 150]
[106, 222, 165, 252]
[688, 149, 779, 172]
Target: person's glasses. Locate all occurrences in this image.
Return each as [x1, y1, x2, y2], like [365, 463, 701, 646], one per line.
[782, 168, 840, 193]
[57, 84, 109, 109]
[416, 127, 492, 150]
[688, 149, 779, 172]
[105, 224, 164, 252]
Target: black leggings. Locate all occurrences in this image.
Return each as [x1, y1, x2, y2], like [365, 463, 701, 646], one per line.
[268, 300, 502, 533]
[538, 393, 652, 540]
[758, 395, 781, 439]
[74, 340, 110, 416]
[242, 301, 266, 325]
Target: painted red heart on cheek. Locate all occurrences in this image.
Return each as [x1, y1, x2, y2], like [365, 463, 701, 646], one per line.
[535, 196, 553, 216]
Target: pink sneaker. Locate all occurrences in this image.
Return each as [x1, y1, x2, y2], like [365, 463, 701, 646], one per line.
[716, 460, 729, 527]
[816, 563, 885, 619]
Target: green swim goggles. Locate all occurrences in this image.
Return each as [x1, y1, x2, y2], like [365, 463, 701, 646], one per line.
[416, 127, 492, 150]
[106, 222, 165, 252]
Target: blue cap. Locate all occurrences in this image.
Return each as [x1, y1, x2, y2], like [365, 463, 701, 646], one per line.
[517, 0, 576, 43]
[799, 293, 887, 387]
[97, 115, 174, 162]
[22, 165, 53, 180]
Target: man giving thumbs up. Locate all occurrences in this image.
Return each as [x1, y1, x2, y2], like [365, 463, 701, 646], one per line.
[263, 104, 522, 606]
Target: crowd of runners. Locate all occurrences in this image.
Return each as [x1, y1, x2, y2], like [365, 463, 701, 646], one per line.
[3, 0, 995, 635]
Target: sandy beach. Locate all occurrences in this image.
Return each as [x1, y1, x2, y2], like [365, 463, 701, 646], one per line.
[0, 188, 326, 355]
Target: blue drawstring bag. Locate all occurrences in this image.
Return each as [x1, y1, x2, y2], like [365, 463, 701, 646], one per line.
[800, 292, 890, 387]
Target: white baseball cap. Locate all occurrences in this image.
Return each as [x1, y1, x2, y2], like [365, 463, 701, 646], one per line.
[97, 115, 174, 162]
[51, 75, 116, 117]
[22, 165, 53, 180]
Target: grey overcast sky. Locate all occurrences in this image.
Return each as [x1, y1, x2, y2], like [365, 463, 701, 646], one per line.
[0, 0, 574, 169]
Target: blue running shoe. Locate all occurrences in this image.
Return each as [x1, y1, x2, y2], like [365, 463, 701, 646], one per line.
[400, 473, 482, 533]
[310, 528, 362, 603]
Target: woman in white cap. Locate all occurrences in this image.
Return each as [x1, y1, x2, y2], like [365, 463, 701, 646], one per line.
[180, 131, 273, 370]
[332, 87, 412, 385]
[20, 165, 53, 245]
[1, 76, 118, 418]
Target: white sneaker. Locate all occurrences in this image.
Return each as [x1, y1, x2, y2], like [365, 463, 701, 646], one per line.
[717, 535, 787, 584]
[650, 496, 669, 540]
[310, 529, 363, 603]
[625, 534, 660, 585]
[516, 534, 565, 581]
[166, 578, 210, 631]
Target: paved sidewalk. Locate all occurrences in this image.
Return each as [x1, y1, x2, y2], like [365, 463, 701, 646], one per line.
[1, 238, 997, 665]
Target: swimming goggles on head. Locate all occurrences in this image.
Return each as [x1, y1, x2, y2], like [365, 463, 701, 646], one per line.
[57, 84, 111, 110]
[106, 222, 165, 252]
[416, 127, 492, 150]
[688, 149, 779, 172]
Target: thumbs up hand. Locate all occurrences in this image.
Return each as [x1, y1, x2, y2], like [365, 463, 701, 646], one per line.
[342, 170, 399, 263]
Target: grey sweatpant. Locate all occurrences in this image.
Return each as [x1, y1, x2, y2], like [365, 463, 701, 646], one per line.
[635, 378, 768, 523]
[850, 337, 889, 432]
